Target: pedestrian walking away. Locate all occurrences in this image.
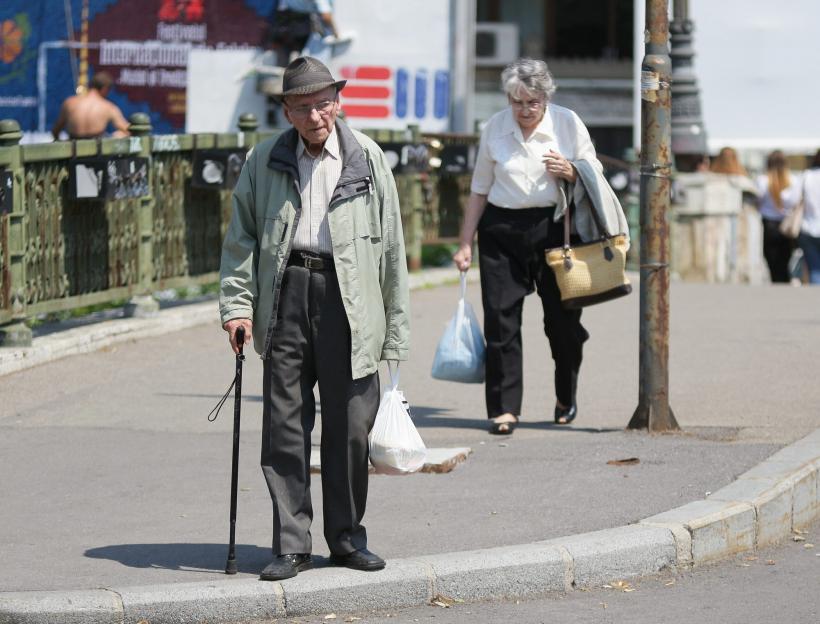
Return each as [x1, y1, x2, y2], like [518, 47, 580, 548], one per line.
[453, 58, 625, 435]
[755, 150, 800, 283]
[797, 149, 820, 284]
[219, 56, 410, 582]
[51, 72, 130, 140]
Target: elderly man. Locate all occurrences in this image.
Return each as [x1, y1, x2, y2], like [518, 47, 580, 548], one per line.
[219, 57, 409, 581]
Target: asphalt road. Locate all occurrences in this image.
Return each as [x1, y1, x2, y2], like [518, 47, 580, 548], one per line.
[278, 522, 820, 624]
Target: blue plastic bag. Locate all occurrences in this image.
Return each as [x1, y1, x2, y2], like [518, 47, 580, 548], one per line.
[431, 272, 486, 383]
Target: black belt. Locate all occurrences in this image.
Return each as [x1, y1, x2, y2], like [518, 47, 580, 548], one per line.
[287, 250, 335, 271]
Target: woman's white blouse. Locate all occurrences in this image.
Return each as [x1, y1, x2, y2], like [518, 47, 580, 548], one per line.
[470, 104, 598, 209]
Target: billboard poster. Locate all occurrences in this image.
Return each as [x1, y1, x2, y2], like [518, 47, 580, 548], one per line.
[0, 0, 274, 135]
[1, 1, 452, 137]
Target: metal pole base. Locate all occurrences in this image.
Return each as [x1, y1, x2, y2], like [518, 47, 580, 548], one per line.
[123, 295, 160, 319]
[0, 321, 33, 348]
[628, 402, 680, 432]
[225, 558, 237, 575]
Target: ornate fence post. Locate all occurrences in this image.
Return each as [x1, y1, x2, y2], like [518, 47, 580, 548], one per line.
[123, 113, 160, 318]
[237, 113, 259, 148]
[0, 120, 32, 347]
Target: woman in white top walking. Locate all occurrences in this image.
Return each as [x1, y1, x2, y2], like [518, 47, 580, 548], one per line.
[453, 58, 600, 434]
[755, 150, 800, 283]
[798, 150, 820, 284]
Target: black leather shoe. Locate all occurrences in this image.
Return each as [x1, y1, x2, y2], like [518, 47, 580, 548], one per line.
[554, 404, 577, 425]
[329, 548, 386, 571]
[259, 554, 313, 581]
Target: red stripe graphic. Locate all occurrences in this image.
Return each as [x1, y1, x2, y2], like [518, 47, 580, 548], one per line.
[342, 86, 391, 99]
[342, 105, 391, 118]
[340, 66, 391, 80]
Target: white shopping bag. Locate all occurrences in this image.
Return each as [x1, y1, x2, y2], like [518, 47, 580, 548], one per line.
[431, 272, 486, 383]
[368, 362, 427, 475]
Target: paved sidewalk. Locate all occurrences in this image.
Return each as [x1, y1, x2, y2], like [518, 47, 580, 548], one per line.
[1, 277, 819, 623]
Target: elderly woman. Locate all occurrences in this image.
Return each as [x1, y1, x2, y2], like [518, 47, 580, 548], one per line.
[453, 58, 600, 434]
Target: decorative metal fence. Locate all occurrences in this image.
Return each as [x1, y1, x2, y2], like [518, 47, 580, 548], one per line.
[0, 114, 474, 346]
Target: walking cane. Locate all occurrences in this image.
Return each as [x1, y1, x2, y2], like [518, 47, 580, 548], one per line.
[207, 326, 245, 575]
[225, 326, 245, 574]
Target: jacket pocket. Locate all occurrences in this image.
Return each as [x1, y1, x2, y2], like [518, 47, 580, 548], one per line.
[261, 216, 288, 256]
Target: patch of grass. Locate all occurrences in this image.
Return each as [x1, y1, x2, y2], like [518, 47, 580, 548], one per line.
[422, 243, 460, 268]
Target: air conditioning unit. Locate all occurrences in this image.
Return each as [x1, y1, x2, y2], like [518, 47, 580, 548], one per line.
[475, 22, 519, 67]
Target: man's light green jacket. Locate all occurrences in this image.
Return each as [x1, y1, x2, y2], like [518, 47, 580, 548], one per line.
[219, 121, 410, 379]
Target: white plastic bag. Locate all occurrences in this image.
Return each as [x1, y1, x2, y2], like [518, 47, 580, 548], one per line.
[368, 362, 427, 475]
[431, 272, 486, 383]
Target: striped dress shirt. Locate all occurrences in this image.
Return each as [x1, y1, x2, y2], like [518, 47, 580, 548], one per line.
[293, 129, 341, 255]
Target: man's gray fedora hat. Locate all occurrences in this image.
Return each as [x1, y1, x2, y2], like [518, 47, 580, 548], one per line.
[280, 56, 347, 99]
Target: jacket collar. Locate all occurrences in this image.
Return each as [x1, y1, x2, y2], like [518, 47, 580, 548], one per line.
[268, 119, 369, 180]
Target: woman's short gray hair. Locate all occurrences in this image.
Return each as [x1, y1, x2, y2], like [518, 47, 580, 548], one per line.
[501, 58, 556, 101]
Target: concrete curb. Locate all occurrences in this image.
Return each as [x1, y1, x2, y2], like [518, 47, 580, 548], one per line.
[642, 428, 820, 564]
[0, 267, 480, 378]
[2, 428, 818, 624]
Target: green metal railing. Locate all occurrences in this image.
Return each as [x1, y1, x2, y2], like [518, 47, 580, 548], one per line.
[0, 114, 476, 346]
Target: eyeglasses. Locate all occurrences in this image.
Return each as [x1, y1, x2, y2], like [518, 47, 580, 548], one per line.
[287, 99, 336, 119]
[510, 97, 545, 111]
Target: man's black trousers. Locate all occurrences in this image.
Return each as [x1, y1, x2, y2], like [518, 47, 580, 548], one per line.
[261, 263, 379, 556]
[477, 204, 589, 418]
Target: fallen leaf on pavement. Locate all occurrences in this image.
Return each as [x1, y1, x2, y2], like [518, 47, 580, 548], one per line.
[606, 457, 640, 466]
[610, 580, 632, 591]
[344, 618, 361, 623]
[793, 535, 806, 542]
[324, 614, 337, 620]
[664, 580, 676, 586]
[600, 603, 608, 609]
[765, 560, 776, 565]
[430, 594, 456, 608]
[794, 528, 807, 535]
[744, 556, 758, 561]
[804, 543, 815, 549]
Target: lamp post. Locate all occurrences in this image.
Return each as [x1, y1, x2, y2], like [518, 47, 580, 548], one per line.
[670, 0, 708, 169]
[628, 0, 680, 432]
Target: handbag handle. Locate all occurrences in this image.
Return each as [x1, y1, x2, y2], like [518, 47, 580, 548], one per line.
[560, 178, 616, 270]
[561, 176, 614, 251]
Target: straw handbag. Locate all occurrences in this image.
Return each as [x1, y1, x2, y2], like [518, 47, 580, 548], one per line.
[545, 205, 632, 309]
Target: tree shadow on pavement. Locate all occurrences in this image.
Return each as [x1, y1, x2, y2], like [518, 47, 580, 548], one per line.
[410, 405, 620, 434]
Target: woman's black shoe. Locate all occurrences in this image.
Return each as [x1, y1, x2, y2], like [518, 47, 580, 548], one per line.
[554, 404, 577, 425]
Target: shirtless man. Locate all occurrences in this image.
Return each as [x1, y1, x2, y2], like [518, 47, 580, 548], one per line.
[51, 72, 130, 140]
